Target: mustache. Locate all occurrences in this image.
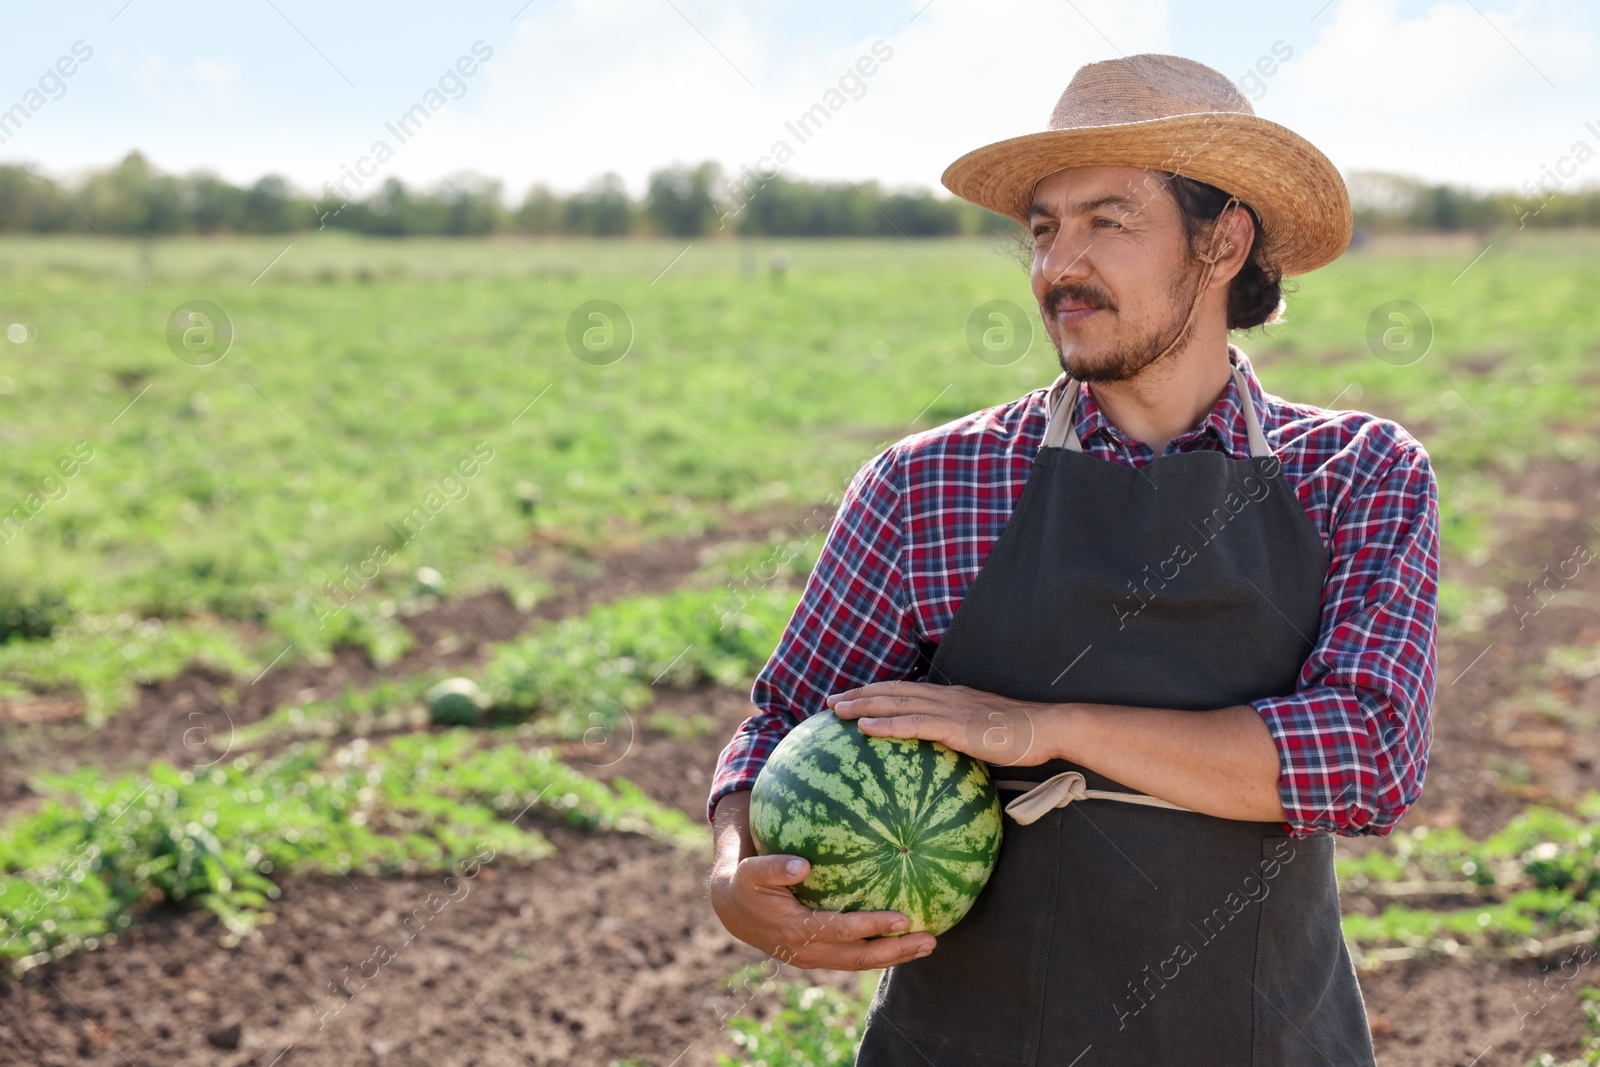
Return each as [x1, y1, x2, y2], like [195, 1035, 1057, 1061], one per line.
[1045, 283, 1116, 316]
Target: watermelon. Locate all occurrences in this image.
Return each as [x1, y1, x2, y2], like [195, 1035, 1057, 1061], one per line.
[426, 677, 487, 726]
[748, 708, 1002, 937]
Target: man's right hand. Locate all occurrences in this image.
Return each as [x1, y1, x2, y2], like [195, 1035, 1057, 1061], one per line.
[708, 791, 937, 970]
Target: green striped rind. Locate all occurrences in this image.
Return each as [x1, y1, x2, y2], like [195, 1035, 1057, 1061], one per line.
[749, 709, 1002, 936]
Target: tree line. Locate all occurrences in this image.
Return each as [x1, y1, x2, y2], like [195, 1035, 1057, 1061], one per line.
[0, 152, 1595, 238]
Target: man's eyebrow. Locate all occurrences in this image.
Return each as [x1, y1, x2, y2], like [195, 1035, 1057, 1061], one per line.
[1026, 194, 1144, 220]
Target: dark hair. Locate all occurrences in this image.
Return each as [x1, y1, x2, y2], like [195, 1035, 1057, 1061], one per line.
[1161, 173, 1292, 332]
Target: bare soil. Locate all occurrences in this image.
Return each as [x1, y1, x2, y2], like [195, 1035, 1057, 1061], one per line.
[0, 499, 829, 818]
[3, 465, 1600, 1065]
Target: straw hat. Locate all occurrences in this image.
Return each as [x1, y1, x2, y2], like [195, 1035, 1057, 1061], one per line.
[941, 54, 1351, 276]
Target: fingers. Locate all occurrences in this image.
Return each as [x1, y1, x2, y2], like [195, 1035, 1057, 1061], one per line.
[739, 867, 911, 944]
[826, 679, 939, 709]
[729, 859, 941, 970]
[774, 908, 938, 970]
[815, 930, 936, 971]
[831, 694, 914, 721]
[853, 712, 944, 744]
[738, 853, 811, 889]
[788, 906, 908, 944]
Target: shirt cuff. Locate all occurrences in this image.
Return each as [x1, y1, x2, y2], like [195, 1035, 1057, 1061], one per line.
[1251, 687, 1420, 838]
[706, 722, 770, 825]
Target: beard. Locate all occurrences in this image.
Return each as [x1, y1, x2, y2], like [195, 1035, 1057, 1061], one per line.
[1043, 257, 1201, 383]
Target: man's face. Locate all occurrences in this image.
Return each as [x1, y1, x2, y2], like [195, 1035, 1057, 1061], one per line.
[1027, 165, 1200, 383]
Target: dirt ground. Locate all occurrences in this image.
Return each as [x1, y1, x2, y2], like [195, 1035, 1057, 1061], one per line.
[1, 463, 1598, 1066]
[0, 499, 828, 819]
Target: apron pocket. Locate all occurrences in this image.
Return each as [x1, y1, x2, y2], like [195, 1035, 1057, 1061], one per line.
[1250, 833, 1376, 1067]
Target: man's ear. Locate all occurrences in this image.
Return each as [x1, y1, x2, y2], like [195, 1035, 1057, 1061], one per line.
[1204, 206, 1254, 286]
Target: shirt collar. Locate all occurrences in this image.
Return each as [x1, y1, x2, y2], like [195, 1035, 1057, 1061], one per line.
[1059, 344, 1263, 460]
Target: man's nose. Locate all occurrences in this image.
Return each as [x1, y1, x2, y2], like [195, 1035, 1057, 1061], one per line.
[1040, 230, 1095, 287]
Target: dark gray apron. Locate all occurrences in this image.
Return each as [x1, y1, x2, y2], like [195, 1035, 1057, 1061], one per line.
[855, 358, 1376, 1066]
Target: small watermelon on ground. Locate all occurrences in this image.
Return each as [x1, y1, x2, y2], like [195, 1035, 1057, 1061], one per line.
[748, 709, 1002, 937]
[426, 677, 487, 726]
[416, 566, 446, 597]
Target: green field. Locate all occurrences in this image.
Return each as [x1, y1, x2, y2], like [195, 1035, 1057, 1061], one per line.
[2, 229, 1596, 717]
[2, 229, 1600, 1063]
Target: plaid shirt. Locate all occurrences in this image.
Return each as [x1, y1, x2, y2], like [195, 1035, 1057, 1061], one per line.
[708, 346, 1439, 837]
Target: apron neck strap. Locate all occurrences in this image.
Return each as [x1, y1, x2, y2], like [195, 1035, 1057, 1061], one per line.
[1041, 356, 1272, 459]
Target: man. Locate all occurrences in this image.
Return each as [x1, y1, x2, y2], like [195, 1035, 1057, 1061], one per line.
[707, 53, 1437, 1065]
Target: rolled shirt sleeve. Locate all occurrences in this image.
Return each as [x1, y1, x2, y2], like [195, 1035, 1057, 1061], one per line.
[706, 445, 924, 824]
[1253, 439, 1440, 837]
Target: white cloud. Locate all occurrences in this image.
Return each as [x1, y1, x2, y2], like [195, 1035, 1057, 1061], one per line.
[12, 0, 1592, 201]
[805, 0, 1174, 190]
[129, 54, 243, 112]
[408, 0, 1172, 199]
[1287, 0, 1593, 110]
[1272, 0, 1600, 191]
[412, 0, 776, 198]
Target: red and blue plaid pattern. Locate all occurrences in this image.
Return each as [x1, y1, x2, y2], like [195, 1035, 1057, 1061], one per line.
[708, 347, 1439, 837]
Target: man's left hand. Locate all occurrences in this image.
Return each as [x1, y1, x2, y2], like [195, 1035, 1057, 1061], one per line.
[826, 680, 1061, 767]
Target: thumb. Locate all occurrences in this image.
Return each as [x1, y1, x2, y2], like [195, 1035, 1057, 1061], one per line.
[742, 853, 811, 888]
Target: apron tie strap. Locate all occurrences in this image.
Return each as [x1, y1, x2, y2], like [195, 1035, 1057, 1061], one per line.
[991, 771, 1197, 825]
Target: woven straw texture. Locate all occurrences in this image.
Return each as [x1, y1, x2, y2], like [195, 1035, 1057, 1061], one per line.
[941, 54, 1351, 276]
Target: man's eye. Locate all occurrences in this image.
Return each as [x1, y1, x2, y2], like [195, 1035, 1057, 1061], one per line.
[1031, 224, 1054, 238]
[1094, 217, 1123, 229]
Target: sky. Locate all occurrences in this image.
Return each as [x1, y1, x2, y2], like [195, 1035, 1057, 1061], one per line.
[1, 0, 1597, 206]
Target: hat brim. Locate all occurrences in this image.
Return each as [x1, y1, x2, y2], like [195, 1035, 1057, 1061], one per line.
[941, 112, 1351, 277]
